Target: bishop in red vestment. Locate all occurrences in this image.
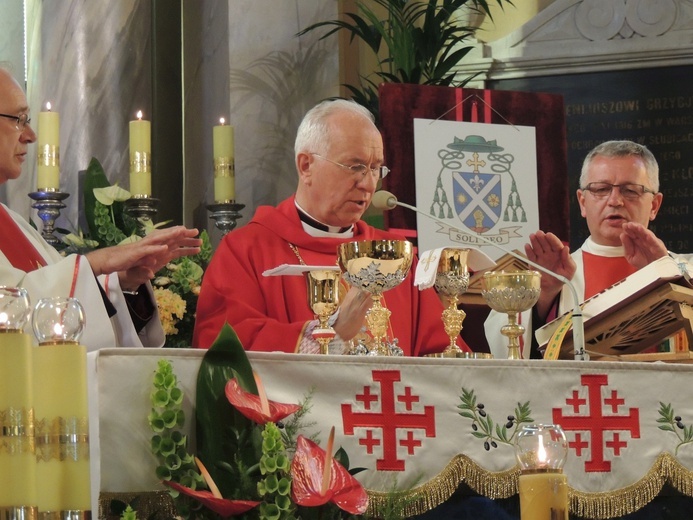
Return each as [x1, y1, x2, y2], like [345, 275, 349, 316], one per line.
[194, 99, 468, 356]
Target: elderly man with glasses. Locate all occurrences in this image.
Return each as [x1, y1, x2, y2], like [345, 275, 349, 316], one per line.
[484, 139, 687, 359]
[0, 67, 202, 350]
[194, 99, 467, 356]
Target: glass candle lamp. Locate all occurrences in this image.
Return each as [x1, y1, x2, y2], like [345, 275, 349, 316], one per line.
[31, 297, 91, 517]
[0, 287, 37, 517]
[515, 424, 569, 520]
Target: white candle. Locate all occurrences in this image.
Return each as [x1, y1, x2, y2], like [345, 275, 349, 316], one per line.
[37, 102, 60, 191]
[129, 110, 152, 197]
[213, 117, 235, 202]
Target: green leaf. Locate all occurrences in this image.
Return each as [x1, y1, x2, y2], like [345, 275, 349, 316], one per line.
[195, 323, 259, 498]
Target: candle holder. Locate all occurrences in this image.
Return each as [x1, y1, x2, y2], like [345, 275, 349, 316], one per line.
[28, 190, 70, 248]
[207, 201, 245, 235]
[515, 424, 569, 520]
[124, 196, 160, 235]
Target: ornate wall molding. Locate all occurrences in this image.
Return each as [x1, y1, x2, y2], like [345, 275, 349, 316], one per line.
[456, 0, 693, 84]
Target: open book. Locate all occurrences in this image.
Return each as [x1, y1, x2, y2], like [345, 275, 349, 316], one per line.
[536, 255, 693, 349]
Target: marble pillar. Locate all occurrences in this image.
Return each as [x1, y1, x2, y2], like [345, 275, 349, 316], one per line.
[21, 0, 151, 231]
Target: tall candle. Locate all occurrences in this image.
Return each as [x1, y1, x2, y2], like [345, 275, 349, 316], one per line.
[0, 332, 37, 517]
[33, 343, 91, 515]
[518, 470, 568, 520]
[37, 102, 60, 191]
[129, 110, 152, 197]
[213, 118, 235, 202]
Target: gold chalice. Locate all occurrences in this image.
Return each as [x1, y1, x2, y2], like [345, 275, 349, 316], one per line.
[481, 270, 541, 360]
[304, 269, 341, 354]
[337, 240, 413, 356]
[434, 248, 470, 357]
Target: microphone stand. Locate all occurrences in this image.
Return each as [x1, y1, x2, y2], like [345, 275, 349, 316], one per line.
[383, 195, 586, 361]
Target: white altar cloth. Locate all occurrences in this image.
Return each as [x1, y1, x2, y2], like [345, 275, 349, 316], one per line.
[87, 348, 693, 517]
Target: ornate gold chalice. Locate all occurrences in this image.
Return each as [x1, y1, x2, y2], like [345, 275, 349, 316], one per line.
[433, 248, 470, 357]
[338, 240, 413, 356]
[304, 269, 341, 354]
[481, 270, 541, 360]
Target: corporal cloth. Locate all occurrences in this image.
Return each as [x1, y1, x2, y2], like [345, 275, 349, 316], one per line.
[0, 203, 164, 350]
[193, 196, 462, 356]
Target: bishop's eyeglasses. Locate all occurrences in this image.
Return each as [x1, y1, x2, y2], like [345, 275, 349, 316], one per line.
[581, 182, 656, 201]
[311, 153, 389, 180]
[0, 113, 32, 131]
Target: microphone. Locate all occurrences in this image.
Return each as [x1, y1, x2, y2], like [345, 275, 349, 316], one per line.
[372, 190, 586, 361]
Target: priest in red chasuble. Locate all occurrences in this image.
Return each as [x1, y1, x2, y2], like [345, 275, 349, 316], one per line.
[194, 99, 468, 356]
[485, 140, 686, 359]
[0, 67, 201, 350]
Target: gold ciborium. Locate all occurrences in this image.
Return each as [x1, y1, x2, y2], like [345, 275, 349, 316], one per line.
[338, 240, 413, 356]
[304, 269, 341, 354]
[434, 248, 470, 357]
[481, 270, 541, 360]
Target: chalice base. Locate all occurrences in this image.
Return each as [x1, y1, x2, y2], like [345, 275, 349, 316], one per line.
[313, 328, 336, 355]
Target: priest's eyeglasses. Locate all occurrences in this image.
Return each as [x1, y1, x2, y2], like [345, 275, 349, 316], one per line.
[0, 113, 31, 131]
[311, 153, 389, 180]
[581, 182, 656, 201]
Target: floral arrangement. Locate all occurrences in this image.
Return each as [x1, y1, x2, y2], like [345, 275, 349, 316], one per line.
[63, 157, 212, 348]
[149, 324, 369, 520]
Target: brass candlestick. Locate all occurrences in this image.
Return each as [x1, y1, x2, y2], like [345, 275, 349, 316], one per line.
[481, 270, 541, 360]
[28, 190, 69, 247]
[434, 248, 470, 357]
[207, 201, 245, 235]
[338, 240, 413, 356]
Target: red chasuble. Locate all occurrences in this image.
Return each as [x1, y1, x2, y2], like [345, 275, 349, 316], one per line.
[0, 205, 47, 272]
[193, 196, 465, 356]
[582, 251, 638, 300]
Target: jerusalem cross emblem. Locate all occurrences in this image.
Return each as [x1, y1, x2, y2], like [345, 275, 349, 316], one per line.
[553, 373, 640, 472]
[341, 370, 436, 471]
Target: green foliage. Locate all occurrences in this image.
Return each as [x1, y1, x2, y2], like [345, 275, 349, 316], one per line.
[657, 402, 693, 456]
[298, 0, 513, 119]
[149, 360, 205, 518]
[458, 387, 533, 451]
[257, 423, 297, 520]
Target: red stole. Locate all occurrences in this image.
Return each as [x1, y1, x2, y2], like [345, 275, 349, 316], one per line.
[0, 205, 47, 272]
[582, 251, 638, 299]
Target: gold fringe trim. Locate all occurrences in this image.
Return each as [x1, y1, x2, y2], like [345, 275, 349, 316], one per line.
[365, 454, 519, 517]
[97, 491, 175, 520]
[365, 452, 693, 519]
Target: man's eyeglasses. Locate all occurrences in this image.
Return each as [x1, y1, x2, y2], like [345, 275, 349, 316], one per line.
[0, 113, 31, 131]
[311, 153, 389, 180]
[581, 182, 656, 201]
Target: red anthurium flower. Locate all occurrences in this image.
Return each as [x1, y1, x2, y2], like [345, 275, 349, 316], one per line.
[162, 480, 260, 518]
[225, 376, 300, 424]
[290, 433, 369, 515]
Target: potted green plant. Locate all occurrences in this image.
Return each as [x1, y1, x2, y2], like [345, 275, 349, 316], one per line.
[298, 0, 513, 120]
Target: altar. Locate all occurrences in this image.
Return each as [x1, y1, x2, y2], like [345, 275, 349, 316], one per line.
[88, 349, 693, 519]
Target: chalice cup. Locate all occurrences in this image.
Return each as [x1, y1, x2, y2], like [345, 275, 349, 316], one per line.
[338, 240, 413, 356]
[434, 248, 470, 357]
[305, 269, 341, 354]
[481, 270, 541, 360]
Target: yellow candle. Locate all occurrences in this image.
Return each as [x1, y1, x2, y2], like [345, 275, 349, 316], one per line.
[37, 102, 60, 191]
[213, 118, 235, 202]
[129, 110, 152, 197]
[0, 332, 37, 515]
[518, 471, 569, 520]
[33, 343, 91, 515]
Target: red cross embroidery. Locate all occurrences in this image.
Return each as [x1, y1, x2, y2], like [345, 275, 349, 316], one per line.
[553, 374, 640, 472]
[342, 370, 436, 471]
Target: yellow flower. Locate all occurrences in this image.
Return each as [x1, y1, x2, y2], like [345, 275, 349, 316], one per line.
[154, 287, 187, 336]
